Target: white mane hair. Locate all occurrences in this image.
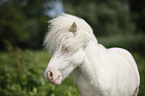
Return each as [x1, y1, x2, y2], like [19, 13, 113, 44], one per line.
[44, 13, 97, 53]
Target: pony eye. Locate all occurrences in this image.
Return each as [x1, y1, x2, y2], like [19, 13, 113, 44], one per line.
[65, 47, 70, 51]
[62, 46, 71, 52]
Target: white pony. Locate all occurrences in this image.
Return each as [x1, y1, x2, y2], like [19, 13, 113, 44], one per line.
[44, 13, 140, 96]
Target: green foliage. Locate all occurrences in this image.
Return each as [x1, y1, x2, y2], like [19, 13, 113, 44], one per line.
[133, 53, 145, 96]
[0, 3, 28, 42]
[63, 0, 135, 36]
[0, 43, 80, 96]
[0, 0, 50, 50]
[0, 0, 144, 51]
[21, 16, 49, 49]
[97, 33, 145, 54]
[129, 0, 145, 34]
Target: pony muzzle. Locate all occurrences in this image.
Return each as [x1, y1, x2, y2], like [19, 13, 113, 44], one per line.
[45, 70, 62, 85]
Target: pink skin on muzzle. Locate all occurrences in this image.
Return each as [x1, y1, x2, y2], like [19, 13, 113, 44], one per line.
[44, 68, 62, 85]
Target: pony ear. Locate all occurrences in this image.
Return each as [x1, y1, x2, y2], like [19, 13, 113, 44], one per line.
[69, 22, 77, 33]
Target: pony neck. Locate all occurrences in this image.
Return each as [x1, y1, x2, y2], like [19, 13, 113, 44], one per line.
[79, 39, 105, 85]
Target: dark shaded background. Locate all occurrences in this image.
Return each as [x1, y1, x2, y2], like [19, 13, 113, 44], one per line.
[0, 0, 145, 54]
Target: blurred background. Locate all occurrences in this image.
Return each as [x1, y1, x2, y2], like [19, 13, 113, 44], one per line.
[0, 0, 145, 96]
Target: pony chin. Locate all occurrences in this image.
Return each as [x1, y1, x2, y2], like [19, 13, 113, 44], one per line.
[51, 76, 62, 85]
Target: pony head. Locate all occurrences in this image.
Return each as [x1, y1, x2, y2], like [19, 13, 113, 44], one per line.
[44, 13, 96, 85]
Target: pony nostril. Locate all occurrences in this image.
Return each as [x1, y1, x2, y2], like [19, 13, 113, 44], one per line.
[48, 71, 53, 80]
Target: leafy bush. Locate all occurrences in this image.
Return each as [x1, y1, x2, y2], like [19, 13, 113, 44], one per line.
[97, 34, 145, 54]
[0, 43, 80, 96]
[0, 41, 145, 96]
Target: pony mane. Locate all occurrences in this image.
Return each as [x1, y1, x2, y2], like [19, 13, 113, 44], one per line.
[44, 13, 97, 53]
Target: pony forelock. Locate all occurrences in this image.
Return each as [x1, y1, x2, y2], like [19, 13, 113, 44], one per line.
[44, 13, 96, 53]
